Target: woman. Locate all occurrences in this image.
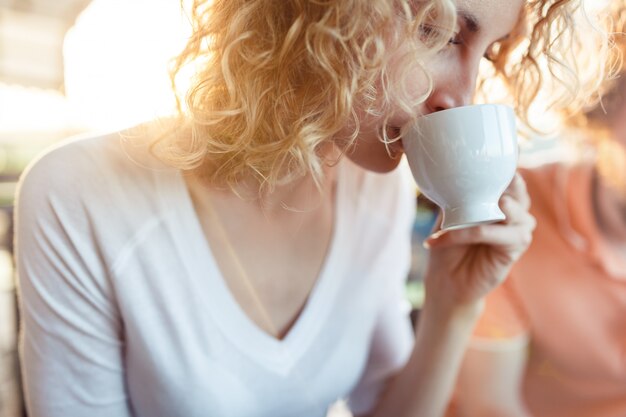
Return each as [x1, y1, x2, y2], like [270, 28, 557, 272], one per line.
[452, 3, 626, 417]
[15, 1, 606, 416]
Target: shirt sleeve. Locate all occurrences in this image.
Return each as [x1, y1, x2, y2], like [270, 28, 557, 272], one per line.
[347, 286, 414, 416]
[15, 147, 133, 417]
[347, 164, 416, 415]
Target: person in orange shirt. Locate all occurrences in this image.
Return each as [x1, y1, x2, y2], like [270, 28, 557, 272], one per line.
[451, 4, 626, 417]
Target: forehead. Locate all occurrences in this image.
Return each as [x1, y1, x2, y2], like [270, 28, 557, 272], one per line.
[456, 0, 524, 39]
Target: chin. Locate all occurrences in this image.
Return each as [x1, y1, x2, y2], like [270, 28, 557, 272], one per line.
[346, 153, 404, 173]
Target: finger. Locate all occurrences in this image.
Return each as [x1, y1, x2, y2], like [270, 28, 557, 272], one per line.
[502, 172, 530, 210]
[425, 220, 535, 250]
[424, 194, 534, 245]
[499, 195, 536, 228]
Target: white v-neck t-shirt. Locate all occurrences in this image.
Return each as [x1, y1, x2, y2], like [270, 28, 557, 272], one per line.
[16, 132, 416, 417]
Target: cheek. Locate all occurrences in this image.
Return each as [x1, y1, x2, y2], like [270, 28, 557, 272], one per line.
[404, 65, 432, 100]
[386, 69, 432, 127]
[384, 46, 433, 116]
[424, 52, 459, 83]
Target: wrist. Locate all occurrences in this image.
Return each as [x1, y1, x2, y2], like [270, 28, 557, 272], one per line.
[421, 298, 485, 326]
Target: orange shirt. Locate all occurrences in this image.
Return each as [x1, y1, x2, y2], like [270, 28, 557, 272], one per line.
[473, 163, 626, 417]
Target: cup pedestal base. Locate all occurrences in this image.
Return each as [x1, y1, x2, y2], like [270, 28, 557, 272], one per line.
[441, 203, 505, 231]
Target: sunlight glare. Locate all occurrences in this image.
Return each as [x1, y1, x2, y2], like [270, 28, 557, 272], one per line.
[63, 0, 192, 131]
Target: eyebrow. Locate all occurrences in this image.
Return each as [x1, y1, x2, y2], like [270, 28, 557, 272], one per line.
[457, 9, 511, 42]
[458, 10, 480, 33]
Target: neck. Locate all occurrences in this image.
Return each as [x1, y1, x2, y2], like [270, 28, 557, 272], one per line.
[189, 144, 341, 219]
[248, 167, 338, 215]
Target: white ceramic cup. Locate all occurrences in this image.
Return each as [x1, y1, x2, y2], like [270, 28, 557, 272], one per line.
[402, 103, 518, 231]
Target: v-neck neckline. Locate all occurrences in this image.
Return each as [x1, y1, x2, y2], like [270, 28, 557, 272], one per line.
[167, 161, 347, 374]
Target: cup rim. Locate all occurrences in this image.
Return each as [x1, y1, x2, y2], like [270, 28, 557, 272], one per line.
[416, 103, 513, 122]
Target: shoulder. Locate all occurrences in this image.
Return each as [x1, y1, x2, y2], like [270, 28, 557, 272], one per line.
[15, 126, 183, 268]
[17, 125, 172, 209]
[21, 129, 158, 190]
[17, 134, 113, 213]
[15, 125, 180, 247]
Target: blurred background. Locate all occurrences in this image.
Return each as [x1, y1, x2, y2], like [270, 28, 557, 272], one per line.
[0, 1, 195, 415]
[0, 1, 596, 416]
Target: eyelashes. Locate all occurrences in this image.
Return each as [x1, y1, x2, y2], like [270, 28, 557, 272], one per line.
[418, 23, 460, 47]
[418, 23, 502, 63]
[448, 34, 463, 45]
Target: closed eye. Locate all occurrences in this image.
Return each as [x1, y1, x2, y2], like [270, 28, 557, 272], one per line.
[448, 32, 463, 46]
[419, 23, 460, 47]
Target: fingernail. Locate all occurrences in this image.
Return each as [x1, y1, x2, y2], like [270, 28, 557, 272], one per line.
[422, 240, 431, 249]
[430, 229, 446, 240]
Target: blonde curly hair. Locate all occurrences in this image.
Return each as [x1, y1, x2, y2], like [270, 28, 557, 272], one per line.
[554, 2, 626, 195]
[155, 0, 611, 191]
[567, 1, 626, 135]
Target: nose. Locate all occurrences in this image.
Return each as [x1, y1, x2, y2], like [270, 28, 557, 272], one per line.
[425, 67, 477, 113]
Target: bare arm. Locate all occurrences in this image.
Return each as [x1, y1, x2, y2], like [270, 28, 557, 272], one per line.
[368, 174, 536, 417]
[369, 302, 485, 417]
